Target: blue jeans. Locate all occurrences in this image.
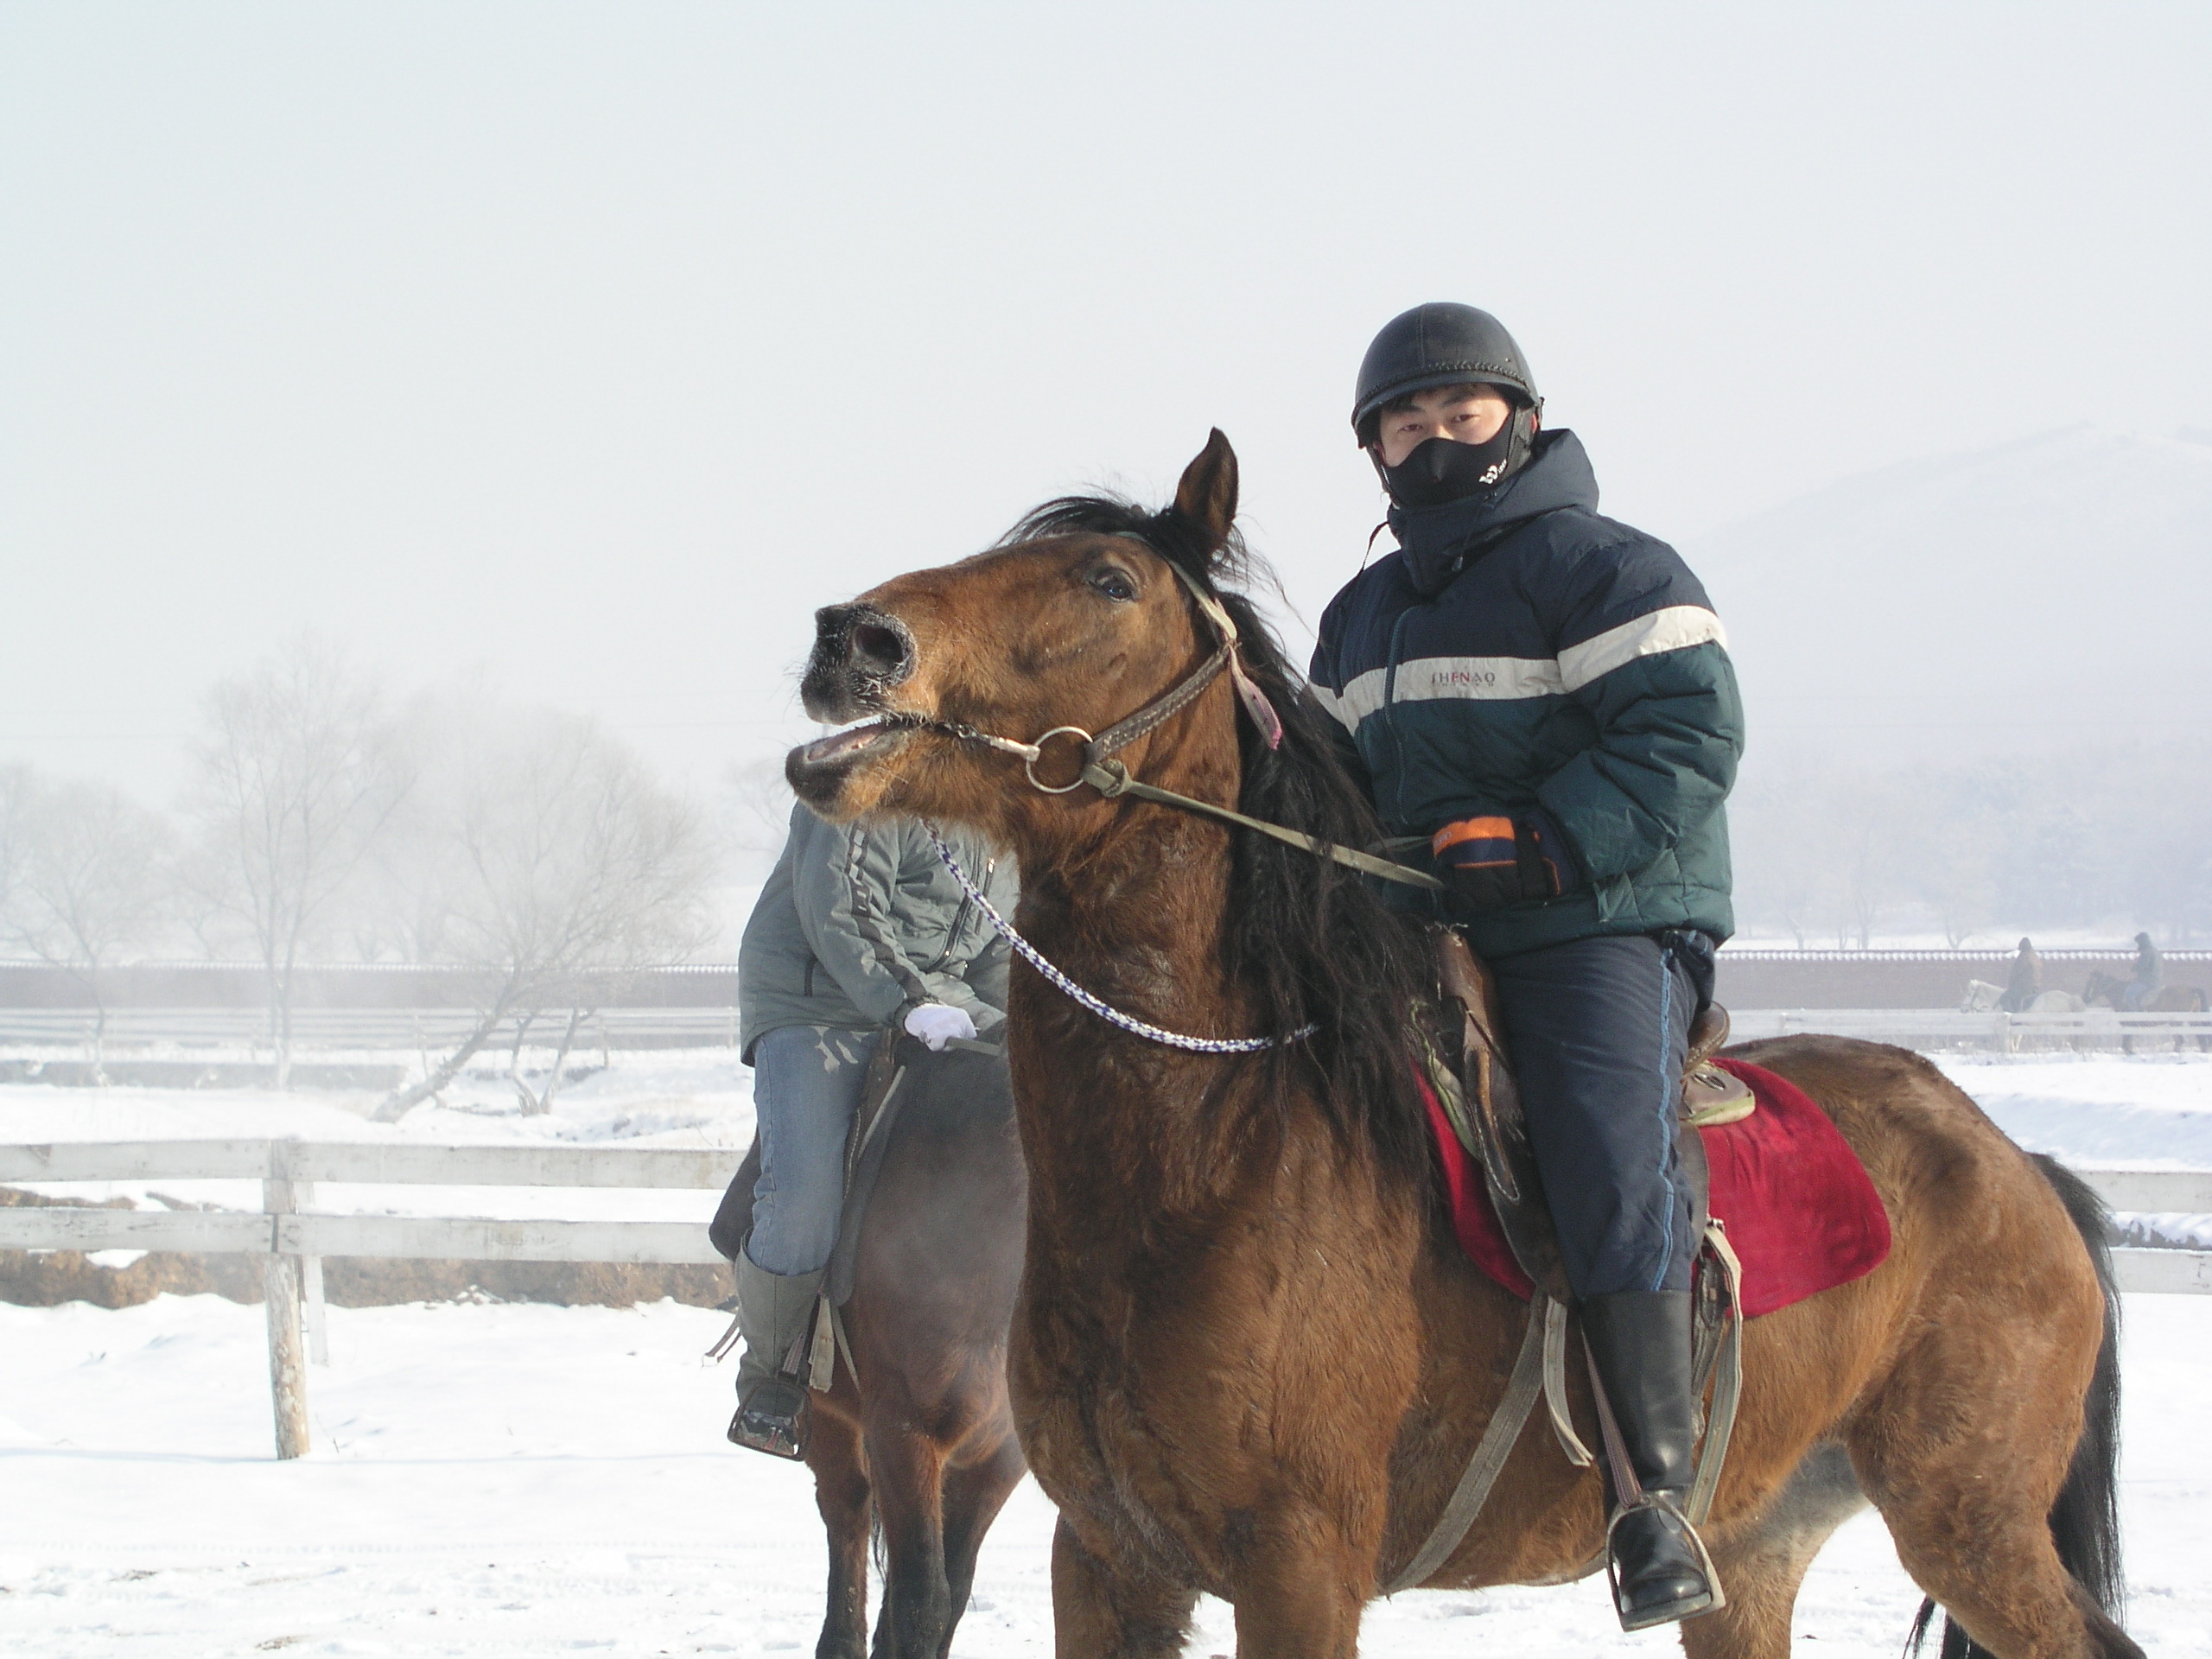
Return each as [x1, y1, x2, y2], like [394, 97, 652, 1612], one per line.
[744, 1025, 880, 1275]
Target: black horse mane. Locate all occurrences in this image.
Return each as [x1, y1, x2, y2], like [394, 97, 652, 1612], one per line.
[996, 493, 1435, 1178]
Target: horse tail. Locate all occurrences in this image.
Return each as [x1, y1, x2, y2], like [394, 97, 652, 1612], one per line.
[1907, 1154, 2135, 1659]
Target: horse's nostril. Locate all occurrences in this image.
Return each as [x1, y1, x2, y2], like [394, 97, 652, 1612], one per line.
[852, 622, 908, 673]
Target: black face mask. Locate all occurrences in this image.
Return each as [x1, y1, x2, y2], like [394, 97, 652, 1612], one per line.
[1376, 404, 1537, 509]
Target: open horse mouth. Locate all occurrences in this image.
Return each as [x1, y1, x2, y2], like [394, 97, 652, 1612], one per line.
[790, 600, 932, 810]
[785, 717, 916, 809]
[799, 719, 902, 766]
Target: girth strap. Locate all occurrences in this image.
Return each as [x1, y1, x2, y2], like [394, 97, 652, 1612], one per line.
[1383, 1289, 1553, 1594]
[1382, 1223, 1746, 1597]
[1543, 1295, 1596, 1467]
[1687, 1221, 1745, 1526]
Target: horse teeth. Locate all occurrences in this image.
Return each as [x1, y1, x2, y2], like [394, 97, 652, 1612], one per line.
[805, 722, 893, 762]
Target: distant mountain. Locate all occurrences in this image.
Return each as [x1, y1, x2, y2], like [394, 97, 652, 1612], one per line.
[1688, 427, 2212, 762]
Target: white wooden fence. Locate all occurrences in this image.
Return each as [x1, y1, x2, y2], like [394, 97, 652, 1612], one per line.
[0, 1139, 742, 1458]
[5, 1144, 2209, 1459]
[4, 1150, 2212, 1459]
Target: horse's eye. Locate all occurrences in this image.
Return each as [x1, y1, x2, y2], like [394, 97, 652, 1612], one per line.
[1090, 569, 1137, 603]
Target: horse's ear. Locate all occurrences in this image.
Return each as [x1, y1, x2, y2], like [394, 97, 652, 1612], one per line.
[1171, 429, 1239, 554]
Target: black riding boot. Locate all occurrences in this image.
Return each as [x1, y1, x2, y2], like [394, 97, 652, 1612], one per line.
[1581, 1290, 1721, 1631]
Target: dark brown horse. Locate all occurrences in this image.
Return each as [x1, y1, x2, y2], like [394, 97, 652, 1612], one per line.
[785, 432, 2138, 1659]
[2082, 971, 2210, 1052]
[2083, 970, 2208, 1014]
[715, 1039, 1027, 1658]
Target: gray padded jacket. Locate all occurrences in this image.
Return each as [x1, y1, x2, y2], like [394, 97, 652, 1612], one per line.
[735, 805, 1015, 1062]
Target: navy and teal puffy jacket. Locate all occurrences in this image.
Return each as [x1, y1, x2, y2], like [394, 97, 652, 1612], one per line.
[1309, 429, 1744, 958]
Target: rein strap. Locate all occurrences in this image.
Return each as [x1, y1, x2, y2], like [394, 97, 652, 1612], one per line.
[1081, 759, 1444, 892]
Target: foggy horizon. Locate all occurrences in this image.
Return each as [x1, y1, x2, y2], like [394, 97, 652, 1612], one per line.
[6, 3, 2209, 947]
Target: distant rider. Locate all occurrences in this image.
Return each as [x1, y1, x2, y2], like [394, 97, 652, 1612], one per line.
[2124, 931, 2163, 1012]
[1309, 304, 1745, 1631]
[709, 804, 1014, 1458]
[1999, 938, 2042, 1014]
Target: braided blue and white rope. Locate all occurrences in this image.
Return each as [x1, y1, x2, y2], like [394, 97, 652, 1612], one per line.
[925, 821, 1313, 1055]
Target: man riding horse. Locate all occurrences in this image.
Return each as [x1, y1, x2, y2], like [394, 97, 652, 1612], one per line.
[2125, 931, 2163, 1011]
[2000, 936, 2044, 1013]
[1310, 303, 1745, 1630]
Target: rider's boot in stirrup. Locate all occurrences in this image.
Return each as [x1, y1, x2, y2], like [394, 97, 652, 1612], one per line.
[1581, 1289, 1723, 1631]
[727, 1254, 825, 1460]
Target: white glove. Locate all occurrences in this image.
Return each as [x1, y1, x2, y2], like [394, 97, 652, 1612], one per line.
[902, 1002, 977, 1052]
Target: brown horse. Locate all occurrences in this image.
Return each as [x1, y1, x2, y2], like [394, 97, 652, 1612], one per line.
[2083, 970, 2208, 1014]
[785, 432, 2139, 1659]
[2082, 971, 2210, 1052]
[714, 1039, 1028, 1658]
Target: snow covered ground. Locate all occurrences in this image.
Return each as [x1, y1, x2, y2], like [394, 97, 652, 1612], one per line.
[5, 1044, 2207, 1171]
[1, 1294, 2205, 1657]
[2, 1051, 2209, 1655]
[1936, 1052, 2212, 1167]
[1938, 1052, 2212, 1249]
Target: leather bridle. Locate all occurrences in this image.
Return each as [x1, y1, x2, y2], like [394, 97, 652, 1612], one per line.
[892, 550, 1443, 893]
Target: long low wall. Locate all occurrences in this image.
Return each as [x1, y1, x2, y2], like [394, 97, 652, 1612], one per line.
[0, 1005, 740, 1052]
[1714, 950, 2212, 1010]
[0, 961, 743, 1011]
[2, 950, 2208, 1015]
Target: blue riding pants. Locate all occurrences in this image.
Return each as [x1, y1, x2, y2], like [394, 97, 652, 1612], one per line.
[1485, 931, 1713, 1300]
[741, 1024, 880, 1275]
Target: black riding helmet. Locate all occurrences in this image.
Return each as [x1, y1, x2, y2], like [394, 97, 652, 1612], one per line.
[1351, 303, 1539, 440]
[1353, 304, 1543, 508]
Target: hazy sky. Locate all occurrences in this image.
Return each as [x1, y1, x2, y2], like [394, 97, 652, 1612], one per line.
[6, 3, 2209, 804]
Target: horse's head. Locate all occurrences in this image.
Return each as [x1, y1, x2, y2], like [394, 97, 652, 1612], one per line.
[791, 429, 1435, 1163]
[786, 431, 1246, 848]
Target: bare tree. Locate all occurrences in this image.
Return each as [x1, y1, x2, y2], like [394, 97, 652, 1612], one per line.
[1910, 795, 1999, 947]
[1731, 736, 2212, 946]
[0, 766, 30, 916]
[1729, 755, 1844, 949]
[2, 772, 176, 1071]
[1833, 785, 1897, 950]
[372, 703, 716, 1122]
[339, 687, 474, 966]
[725, 753, 797, 882]
[180, 640, 410, 1086]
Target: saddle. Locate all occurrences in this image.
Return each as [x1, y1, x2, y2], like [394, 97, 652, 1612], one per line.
[1421, 928, 1751, 1306]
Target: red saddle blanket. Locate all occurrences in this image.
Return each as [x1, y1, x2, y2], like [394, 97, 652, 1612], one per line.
[1424, 1057, 1891, 1318]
